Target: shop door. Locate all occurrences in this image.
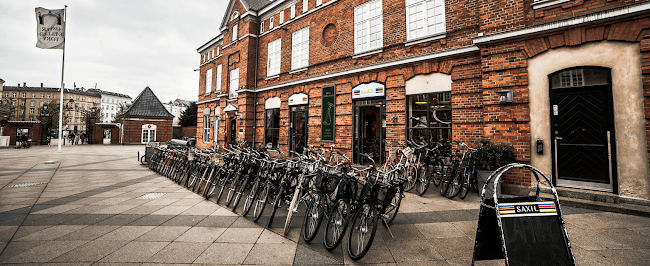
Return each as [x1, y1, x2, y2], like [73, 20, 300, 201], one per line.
[550, 68, 616, 192]
[290, 106, 308, 155]
[228, 117, 237, 147]
[353, 100, 385, 165]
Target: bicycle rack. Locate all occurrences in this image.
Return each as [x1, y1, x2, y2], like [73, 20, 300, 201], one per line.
[471, 163, 575, 266]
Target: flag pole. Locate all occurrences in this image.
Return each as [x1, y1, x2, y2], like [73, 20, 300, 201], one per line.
[57, 5, 67, 153]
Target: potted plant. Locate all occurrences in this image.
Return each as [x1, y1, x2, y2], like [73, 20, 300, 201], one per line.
[475, 140, 516, 197]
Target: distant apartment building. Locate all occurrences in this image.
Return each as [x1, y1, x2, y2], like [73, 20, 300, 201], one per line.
[163, 99, 194, 125]
[88, 89, 132, 123]
[2, 83, 101, 133]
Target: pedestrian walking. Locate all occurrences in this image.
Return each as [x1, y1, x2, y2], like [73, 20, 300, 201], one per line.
[69, 132, 75, 145]
[74, 133, 80, 145]
[80, 133, 86, 144]
[19, 134, 29, 148]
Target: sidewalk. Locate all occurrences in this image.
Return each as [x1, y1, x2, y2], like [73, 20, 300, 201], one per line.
[0, 145, 649, 265]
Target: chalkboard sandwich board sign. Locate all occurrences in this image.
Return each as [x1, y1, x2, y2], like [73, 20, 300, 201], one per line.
[471, 164, 575, 266]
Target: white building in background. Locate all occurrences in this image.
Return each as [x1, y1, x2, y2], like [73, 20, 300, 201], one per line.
[163, 99, 194, 125]
[88, 89, 132, 123]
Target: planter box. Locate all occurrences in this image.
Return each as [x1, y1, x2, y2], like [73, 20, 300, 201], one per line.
[476, 170, 503, 198]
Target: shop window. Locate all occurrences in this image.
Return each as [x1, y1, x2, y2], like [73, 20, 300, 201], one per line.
[406, 92, 451, 144]
[265, 108, 280, 149]
[354, 0, 383, 54]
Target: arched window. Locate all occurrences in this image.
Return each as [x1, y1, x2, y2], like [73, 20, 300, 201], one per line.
[141, 124, 157, 143]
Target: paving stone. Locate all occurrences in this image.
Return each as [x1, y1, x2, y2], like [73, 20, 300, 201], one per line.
[50, 240, 129, 262]
[94, 214, 146, 226]
[342, 240, 395, 265]
[96, 226, 156, 241]
[160, 215, 206, 226]
[193, 243, 254, 264]
[174, 226, 226, 243]
[17, 225, 86, 241]
[0, 226, 18, 242]
[148, 242, 211, 263]
[127, 215, 175, 226]
[215, 227, 263, 243]
[56, 225, 120, 240]
[3, 240, 88, 263]
[428, 237, 474, 260]
[292, 243, 342, 265]
[195, 216, 238, 227]
[121, 205, 165, 215]
[99, 241, 168, 263]
[386, 239, 445, 262]
[414, 222, 466, 239]
[243, 243, 297, 265]
[0, 240, 47, 261]
[60, 214, 115, 225]
[134, 226, 190, 242]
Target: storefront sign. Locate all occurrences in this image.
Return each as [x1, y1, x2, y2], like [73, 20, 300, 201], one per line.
[321, 86, 335, 142]
[289, 93, 309, 106]
[352, 82, 385, 99]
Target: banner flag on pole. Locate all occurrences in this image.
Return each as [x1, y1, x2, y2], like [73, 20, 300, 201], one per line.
[35, 7, 65, 49]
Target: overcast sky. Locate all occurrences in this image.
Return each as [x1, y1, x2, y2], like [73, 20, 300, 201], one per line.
[0, 0, 228, 103]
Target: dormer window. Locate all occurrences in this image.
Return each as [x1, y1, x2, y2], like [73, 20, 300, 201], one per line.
[231, 11, 239, 22]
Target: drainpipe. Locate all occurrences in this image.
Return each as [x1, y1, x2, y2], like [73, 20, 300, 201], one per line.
[252, 10, 260, 149]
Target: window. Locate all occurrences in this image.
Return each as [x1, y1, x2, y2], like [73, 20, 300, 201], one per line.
[317, 0, 322, 6]
[30, 101, 34, 106]
[229, 68, 239, 98]
[280, 11, 284, 24]
[76, 96, 79, 100]
[22, 93, 26, 97]
[141, 124, 157, 143]
[292, 27, 309, 70]
[216, 64, 223, 93]
[12, 92, 16, 97]
[406, 0, 446, 41]
[202, 54, 206, 63]
[21, 101, 25, 106]
[267, 38, 282, 76]
[232, 24, 238, 42]
[265, 108, 281, 149]
[40, 101, 44, 107]
[47, 94, 51, 99]
[355, 0, 383, 54]
[4, 93, 7, 97]
[270, 17, 274, 29]
[41, 94, 44, 98]
[203, 108, 211, 143]
[32, 93, 36, 98]
[30, 109, 34, 114]
[206, 68, 213, 94]
[291, 5, 296, 18]
[69, 95, 73, 99]
[261, 21, 265, 34]
[303, 0, 308, 13]
[217, 47, 220, 55]
[407, 92, 451, 144]
[82, 97, 85, 101]
[559, 69, 584, 87]
[111, 106, 114, 110]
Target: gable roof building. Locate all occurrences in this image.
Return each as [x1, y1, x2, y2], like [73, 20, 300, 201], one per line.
[117, 87, 173, 144]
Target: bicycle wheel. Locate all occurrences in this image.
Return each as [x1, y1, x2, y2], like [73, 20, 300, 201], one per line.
[415, 165, 430, 196]
[431, 160, 444, 187]
[302, 192, 324, 243]
[445, 166, 463, 199]
[382, 185, 403, 227]
[231, 177, 248, 210]
[225, 175, 240, 206]
[403, 165, 417, 192]
[283, 187, 301, 235]
[439, 164, 453, 196]
[253, 182, 270, 222]
[215, 174, 230, 203]
[347, 203, 378, 260]
[324, 198, 351, 250]
[242, 179, 260, 216]
[140, 155, 147, 165]
[459, 167, 473, 200]
[267, 187, 284, 228]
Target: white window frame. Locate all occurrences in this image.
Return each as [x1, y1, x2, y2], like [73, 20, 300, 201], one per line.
[216, 64, 223, 93]
[270, 17, 274, 29]
[291, 27, 309, 70]
[267, 38, 282, 76]
[141, 124, 157, 144]
[291, 5, 296, 18]
[280, 11, 284, 24]
[406, 0, 446, 41]
[303, 0, 308, 12]
[203, 108, 211, 143]
[229, 68, 239, 98]
[205, 68, 213, 94]
[317, 0, 322, 6]
[354, 0, 383, 54]
[232, 24, 238, 42]
[261, 21, 265, 34]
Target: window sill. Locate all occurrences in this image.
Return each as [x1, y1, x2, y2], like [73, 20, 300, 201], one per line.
[405, 33, 447, 46]
[352, 49, 383, 59]
[265, 75, 280, 80]
[531, 0, 570, 9]
[289, 68, 308, 74]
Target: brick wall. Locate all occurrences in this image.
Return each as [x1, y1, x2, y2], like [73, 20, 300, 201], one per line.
[91, 124, 119, 144]
[122, 118, 173, 144]
[2, 122, 42, 145]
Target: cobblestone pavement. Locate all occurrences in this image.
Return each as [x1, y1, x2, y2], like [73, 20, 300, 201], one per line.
[0, 145, 649, 265]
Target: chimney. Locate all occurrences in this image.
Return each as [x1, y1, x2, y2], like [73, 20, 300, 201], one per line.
[23, 82, 26, 87]
[41, 83, 43, 89]
[17, 83, 20, 87]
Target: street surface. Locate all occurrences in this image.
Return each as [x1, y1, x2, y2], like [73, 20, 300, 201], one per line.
[0, 145, 649, 265]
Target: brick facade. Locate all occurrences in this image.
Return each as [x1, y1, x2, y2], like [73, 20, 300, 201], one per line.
[120, 118, 173, 145]
[196, 0, 650, 198]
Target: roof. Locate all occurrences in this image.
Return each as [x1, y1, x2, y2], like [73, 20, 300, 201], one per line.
[219, 0, 273, 31]
[119, 87, 173, 118]
[3, 86, 101, 97]
[87, 89, 132, 99]
[244, 0, 273, 11]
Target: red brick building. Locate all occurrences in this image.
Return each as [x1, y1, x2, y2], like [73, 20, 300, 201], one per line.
[196, 0, 650, 199]
[116, 87, 173, 145]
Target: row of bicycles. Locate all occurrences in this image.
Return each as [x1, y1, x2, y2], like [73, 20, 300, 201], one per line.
[145, 143, 407, 260]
